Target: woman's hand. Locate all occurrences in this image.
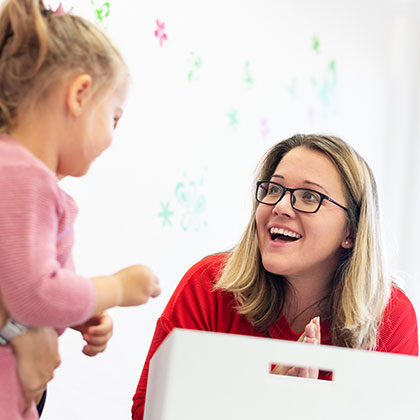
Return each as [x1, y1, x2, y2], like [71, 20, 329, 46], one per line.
[72, 312, 113, 357]
[271, 316, 321, 379]
[11, 327, 61, 410]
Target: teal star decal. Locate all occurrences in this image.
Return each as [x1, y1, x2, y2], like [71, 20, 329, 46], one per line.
[158, 201, 174, 227]
[244, 61, 254, 86]
[227, 109, 239, 127]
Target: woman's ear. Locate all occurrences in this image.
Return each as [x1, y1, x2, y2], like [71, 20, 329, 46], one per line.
[341, 236, 354, 249]
[67, 74, 93, 117]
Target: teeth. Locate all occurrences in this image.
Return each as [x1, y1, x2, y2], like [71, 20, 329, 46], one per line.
[270, 227, 302, 239]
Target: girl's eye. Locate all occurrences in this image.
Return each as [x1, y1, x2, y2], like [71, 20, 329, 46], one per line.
[113, 109, 124, 129]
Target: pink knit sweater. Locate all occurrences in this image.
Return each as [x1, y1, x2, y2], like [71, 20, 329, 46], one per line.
[0, 134, 96, 419]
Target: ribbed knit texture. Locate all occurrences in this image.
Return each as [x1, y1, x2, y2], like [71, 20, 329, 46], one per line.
[0, 134, 97, 419]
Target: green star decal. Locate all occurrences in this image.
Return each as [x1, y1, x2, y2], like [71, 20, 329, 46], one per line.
[313, 36, 320, 53]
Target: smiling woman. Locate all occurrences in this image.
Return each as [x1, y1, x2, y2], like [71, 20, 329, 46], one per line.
[131, 134, 418, 420]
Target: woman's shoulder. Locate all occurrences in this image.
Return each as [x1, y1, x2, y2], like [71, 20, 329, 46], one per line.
[377, 285, 418, 355]
[172, 253, 229, 296]
[386, 285, 417, 315]
[182, 253, 229, 282]
[162, 253, 232, 317]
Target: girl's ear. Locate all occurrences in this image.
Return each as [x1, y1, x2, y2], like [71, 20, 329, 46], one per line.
[67, 74, 93, 117]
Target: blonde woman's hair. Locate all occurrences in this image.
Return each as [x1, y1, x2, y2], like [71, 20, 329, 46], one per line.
[0, 0, 126, 133]
[216, 134, 391, 350]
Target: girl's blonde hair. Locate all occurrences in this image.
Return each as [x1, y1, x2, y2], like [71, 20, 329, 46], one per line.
[0, 0, 126, 132]
[216, 134, 390, 350]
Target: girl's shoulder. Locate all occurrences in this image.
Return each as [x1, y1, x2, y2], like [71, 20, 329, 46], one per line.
[0, 134, 75, 211]
[0, 134, 57, 185]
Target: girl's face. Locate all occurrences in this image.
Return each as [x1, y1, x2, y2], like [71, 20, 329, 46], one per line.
[60, 77, 128, 177]
[255, 146, 352, 284]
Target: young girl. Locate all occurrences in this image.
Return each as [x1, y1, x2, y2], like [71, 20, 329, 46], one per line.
[0, 1, 160, 418]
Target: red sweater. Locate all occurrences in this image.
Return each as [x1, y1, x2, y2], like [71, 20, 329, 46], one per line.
[132, 254, 419, 420]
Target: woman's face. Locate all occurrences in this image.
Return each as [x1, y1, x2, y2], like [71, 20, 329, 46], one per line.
[255, 146, 352, 284]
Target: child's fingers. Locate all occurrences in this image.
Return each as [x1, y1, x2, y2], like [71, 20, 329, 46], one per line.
[82, 343, 107, 357]
[86, 323, 113, 336]
[82, 333, 111, 346]
[86, 312, 113, 336]
[150, 276, 161, 298]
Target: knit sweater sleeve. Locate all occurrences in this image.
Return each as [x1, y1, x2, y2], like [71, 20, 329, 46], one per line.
[376, 286, 418, 356]
[0, 164, 96, 327]
[132, 254, 237, 420]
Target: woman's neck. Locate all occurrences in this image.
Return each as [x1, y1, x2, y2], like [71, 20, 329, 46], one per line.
[282, 274, 332, 333]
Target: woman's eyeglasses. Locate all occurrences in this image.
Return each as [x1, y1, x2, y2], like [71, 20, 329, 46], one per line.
[256, 181, 348, 214]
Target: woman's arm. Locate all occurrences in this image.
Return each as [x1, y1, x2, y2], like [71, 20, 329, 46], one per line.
[0, 296, 60, 410]
[11, 327, 61, 410]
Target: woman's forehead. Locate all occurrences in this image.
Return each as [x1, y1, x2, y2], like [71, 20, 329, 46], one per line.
[273, 147, 344, 193]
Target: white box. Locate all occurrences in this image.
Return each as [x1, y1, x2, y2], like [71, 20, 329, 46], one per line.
[145, 328, 420, 420]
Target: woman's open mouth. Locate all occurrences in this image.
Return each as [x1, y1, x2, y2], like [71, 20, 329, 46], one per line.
[269, 227, 302, 242]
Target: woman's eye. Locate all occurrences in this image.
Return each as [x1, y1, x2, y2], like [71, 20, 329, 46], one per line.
[301, 191, 318, 202]
[268, 185, 280, 195]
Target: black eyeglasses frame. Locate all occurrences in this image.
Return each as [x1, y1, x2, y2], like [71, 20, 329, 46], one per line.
[255, 180, 349, 214]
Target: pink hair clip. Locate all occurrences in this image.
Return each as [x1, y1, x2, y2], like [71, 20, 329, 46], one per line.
[46, 3, 74, 16]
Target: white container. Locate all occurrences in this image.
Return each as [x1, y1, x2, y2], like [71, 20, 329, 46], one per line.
[145, 328, 420, 420]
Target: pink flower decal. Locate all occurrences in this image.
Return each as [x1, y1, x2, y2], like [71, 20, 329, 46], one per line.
[155, 19, 168, 46]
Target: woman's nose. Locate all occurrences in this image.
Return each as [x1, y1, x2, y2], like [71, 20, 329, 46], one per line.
[272, 191, 295, 215]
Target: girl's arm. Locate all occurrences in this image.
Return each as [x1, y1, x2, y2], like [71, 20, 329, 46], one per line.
[0, 165, 160, 328]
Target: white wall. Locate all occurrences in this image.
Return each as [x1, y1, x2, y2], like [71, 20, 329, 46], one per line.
[3, 0, 420, 418]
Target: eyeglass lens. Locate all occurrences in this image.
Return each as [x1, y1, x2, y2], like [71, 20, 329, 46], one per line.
[257, 182, 322, 212]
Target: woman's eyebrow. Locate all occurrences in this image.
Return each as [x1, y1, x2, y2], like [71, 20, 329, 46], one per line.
[271, 174, 329, 194]
[303, 180, 329, 194]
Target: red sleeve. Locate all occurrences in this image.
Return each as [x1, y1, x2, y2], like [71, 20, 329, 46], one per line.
[131, 254, 236, 420]
[131, 316, 174, 420]
[376, 287, 418, 356]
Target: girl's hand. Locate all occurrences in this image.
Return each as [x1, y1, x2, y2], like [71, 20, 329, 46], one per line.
[115, 265, 161, 306]
[271, 316, 321, 379]
[72, 312, 113, 357]
[91, 265, 160, 314]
